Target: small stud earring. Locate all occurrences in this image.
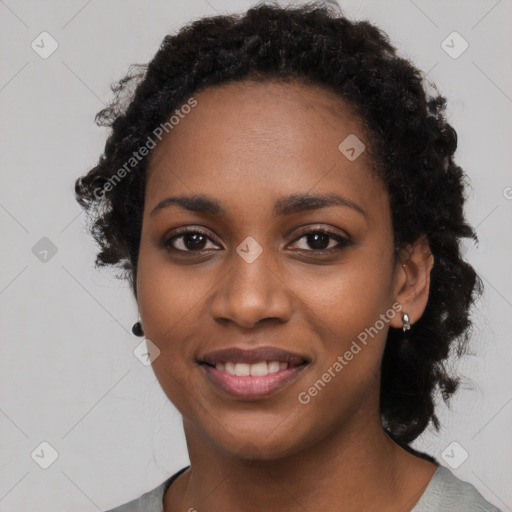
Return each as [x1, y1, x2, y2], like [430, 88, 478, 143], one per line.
[132, 320, 144, 337]
[402, 312, 411, 333]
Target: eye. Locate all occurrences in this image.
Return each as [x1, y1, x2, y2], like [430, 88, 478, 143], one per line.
[163, 226, 352, 255]
[163, 227, 221, 253]
[288, 228, 352, 252]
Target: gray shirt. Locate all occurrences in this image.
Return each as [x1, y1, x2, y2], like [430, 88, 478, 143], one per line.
[105, 464, 502, 511]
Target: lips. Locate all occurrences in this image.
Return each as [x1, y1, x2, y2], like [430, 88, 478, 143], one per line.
[197, 345, 310, 400]
[199, 346, 309, 366]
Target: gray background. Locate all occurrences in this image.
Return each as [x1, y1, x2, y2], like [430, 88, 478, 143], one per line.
[0, 0, 511, 510]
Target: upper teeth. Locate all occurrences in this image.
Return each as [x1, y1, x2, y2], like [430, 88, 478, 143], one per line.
[216, 361, 289, 376]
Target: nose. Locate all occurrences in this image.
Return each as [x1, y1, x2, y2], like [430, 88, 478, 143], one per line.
[209, 247, 293, 329]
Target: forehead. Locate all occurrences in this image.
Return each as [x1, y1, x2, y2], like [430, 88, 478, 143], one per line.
[149, 78, 366, 165]
[145, 79, 386, 217]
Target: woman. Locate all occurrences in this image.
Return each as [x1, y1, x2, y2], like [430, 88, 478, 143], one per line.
[75, 2, 502, 511]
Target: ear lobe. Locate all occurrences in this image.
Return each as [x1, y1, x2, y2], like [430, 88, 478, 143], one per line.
[390, 235, 434, 329]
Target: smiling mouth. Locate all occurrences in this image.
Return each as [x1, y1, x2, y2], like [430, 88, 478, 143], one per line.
[200, 360, 307, 376]
[199, 360, 309, 400]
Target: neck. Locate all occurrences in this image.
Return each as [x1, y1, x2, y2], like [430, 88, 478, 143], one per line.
[164, 408, 437, 512]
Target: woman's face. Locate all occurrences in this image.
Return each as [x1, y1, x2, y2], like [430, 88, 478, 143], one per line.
[136, 79, 407, 459]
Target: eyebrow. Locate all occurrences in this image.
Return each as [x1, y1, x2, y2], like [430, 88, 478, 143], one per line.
[149, 192, 368, 219]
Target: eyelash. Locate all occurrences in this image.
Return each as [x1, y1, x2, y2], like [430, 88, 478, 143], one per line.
[163, 226, 352, 255]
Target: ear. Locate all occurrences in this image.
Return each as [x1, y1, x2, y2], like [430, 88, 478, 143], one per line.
[389, 234, 434, 330]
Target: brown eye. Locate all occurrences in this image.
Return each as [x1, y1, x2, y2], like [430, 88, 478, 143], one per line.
[289, 229, 352, 252]
[164, 229, 220, 253]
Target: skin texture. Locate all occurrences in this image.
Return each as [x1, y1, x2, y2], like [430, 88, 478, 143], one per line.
[136, 80, 436, 512]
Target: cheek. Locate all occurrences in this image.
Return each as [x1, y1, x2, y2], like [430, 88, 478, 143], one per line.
[293, 247, 395, 384]
[136, 245, 195, 367]
[136, 261, 199, 412]
[295, 249, 394, 335]
[136, 244, 227, 410]
[136, 238, 208, 337]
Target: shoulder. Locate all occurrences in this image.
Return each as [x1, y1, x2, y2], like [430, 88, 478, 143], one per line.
[412, 464, 502, 512]
[104, 480, 167, 512]
[104, 466, 190, 512]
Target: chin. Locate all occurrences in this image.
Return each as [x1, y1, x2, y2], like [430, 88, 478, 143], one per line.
[212, 426, 306, 461]
[227, 441, 294, 461]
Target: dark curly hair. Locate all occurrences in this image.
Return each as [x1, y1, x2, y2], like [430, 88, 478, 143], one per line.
[74, 1, 483, 446]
